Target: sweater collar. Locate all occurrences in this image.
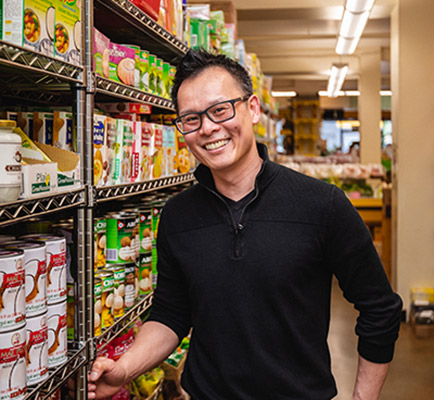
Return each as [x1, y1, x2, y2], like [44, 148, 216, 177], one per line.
[194, 142, 279, 192]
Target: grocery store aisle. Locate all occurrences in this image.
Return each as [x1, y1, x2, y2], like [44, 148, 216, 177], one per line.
[329, 278, 434, 400]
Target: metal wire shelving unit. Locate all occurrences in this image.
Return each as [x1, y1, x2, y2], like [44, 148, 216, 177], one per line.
[0, 1, 189, 399]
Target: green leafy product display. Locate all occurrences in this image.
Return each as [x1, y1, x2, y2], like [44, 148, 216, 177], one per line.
[148, 54, 157, 94]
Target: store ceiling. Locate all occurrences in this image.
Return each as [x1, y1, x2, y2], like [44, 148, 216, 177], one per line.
[234, 0, 394, 102]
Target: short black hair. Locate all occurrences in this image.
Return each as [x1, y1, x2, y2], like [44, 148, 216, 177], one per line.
[171, 49, 253, 113]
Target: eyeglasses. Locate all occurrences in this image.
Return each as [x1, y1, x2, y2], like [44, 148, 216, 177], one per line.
[173, 95, 251, 135]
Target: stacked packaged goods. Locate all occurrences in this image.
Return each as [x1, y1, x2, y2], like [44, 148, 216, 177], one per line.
[0, 230, 69, 398]
[93, 113, 195, 187]
[0, 0, 81, 65]
[93, 28, 176, 100]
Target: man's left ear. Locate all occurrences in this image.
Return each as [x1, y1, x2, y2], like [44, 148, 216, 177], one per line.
[248, 94, 261, 124]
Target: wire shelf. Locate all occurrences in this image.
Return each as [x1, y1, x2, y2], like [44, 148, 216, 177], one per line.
[0, 40, 83, 84]
[96, 77, 175, 111]
[96, 173, 195, 202]
[94, 293, 153, 354]
[95, 0, 187, 63]
[0, 188, 85, 227]
[24, 344, 87, 400]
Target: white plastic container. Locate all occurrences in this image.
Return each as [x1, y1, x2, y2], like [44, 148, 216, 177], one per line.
[0, 249, 26, 333]
[47, 300, 67, 368]
[0, 324, 27, 400]
[0, 120, 22, 203]
[26, 313, 48, 385]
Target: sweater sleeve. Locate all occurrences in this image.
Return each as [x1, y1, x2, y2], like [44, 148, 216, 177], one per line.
[147, 209, 192, 342]
[326, 186, 402, 363]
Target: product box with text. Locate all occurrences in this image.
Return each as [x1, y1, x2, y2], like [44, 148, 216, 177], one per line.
[1, 0, 24, 45]
[109, 43, 135, 86]
[93, 28, 110, 78]
[23, 0, 54, 56]
[53, 0, 81, 65]
[93, 114, 107, 186]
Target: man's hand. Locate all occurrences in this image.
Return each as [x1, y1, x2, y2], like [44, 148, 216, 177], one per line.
[87, 357, 128, 400]
[352, 355, 390, 400]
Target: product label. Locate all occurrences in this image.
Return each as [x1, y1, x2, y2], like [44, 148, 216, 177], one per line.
[0, 143, 22, 185]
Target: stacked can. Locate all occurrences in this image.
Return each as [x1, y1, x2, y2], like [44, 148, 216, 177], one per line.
[151, 199, 166, 289]
[105, 211, 140, 311]
[0, 249, 27, 400]
[2, 240, 48, 386]
[20, 234, 67, 369]
[138, 206, 153, 297]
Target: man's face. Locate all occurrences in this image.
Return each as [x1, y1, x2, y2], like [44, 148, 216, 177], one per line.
[177, 67, 260, 174]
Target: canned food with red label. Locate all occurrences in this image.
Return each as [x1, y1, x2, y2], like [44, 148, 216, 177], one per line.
[0, 325, 27, 400]
[20, 234, 67, 305]
[47, 301, 67, 368]
[0, 249, 26, 333]
[2, 241, 47, 318]
[26, 313, 48, 385]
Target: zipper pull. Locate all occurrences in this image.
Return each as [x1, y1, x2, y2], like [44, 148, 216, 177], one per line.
[235, 224, 244, 233]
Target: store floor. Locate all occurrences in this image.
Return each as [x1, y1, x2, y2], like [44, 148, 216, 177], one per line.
[329, 278, 434, 399]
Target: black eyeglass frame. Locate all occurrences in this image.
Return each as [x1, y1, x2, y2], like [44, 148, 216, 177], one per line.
[173, 94, 251, 135]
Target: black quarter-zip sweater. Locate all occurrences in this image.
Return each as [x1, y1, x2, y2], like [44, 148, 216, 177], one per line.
[148, 143, 402, 400]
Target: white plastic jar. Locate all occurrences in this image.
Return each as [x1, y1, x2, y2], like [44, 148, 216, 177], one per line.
[0, 120, 22, 203]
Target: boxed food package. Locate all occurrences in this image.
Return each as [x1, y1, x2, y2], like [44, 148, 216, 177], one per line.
[0, 111, 18, 123]
[93, 114, 107, 186]
[163, 125, 176, 177]
[129, 0, 161, 21]
[105, 117, 122, 186]
[123, 44, 140, 88]
[162, 62, 170, 99]
[148, 54, 157, 94]
[93, 28, 110, 78]
[140, 122, 153, 181]
[17, 111, 34, 137]
[36, 141, 81, 190]
[109, 43, 136, 86]
[190, 18, 208, 50]
[131, 122, 142, 183]
[33, 111, 54, 145]
[156, 58, 164, 97]
[23, 0, 54, 57]
[138, 49, 149, 92]
[175, 129, 191, 174]
[1, 0, 24, 45]
[21, 158, 58, 198]
[121, 119, 134, 183]
[53, 0, 81, 65]
[53, 111, 73, 151]
[151, 124, 163, 178]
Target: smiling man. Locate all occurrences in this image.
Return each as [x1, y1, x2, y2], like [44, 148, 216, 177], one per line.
[87, 50, 402, 400]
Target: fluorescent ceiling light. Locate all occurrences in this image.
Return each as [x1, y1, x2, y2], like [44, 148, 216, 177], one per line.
[346, 0, 375, 13]
[271, 91, 297, 97]
[318, 90, 391, 97]
[335, 0, 376, 55]
[327, 64, 348, 97]
[336, 36, 359, 56]
[345, 90, 361, 96]
[340, 9, 370, 38]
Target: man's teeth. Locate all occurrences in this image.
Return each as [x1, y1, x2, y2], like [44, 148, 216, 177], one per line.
[205, 139, 229, 150]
